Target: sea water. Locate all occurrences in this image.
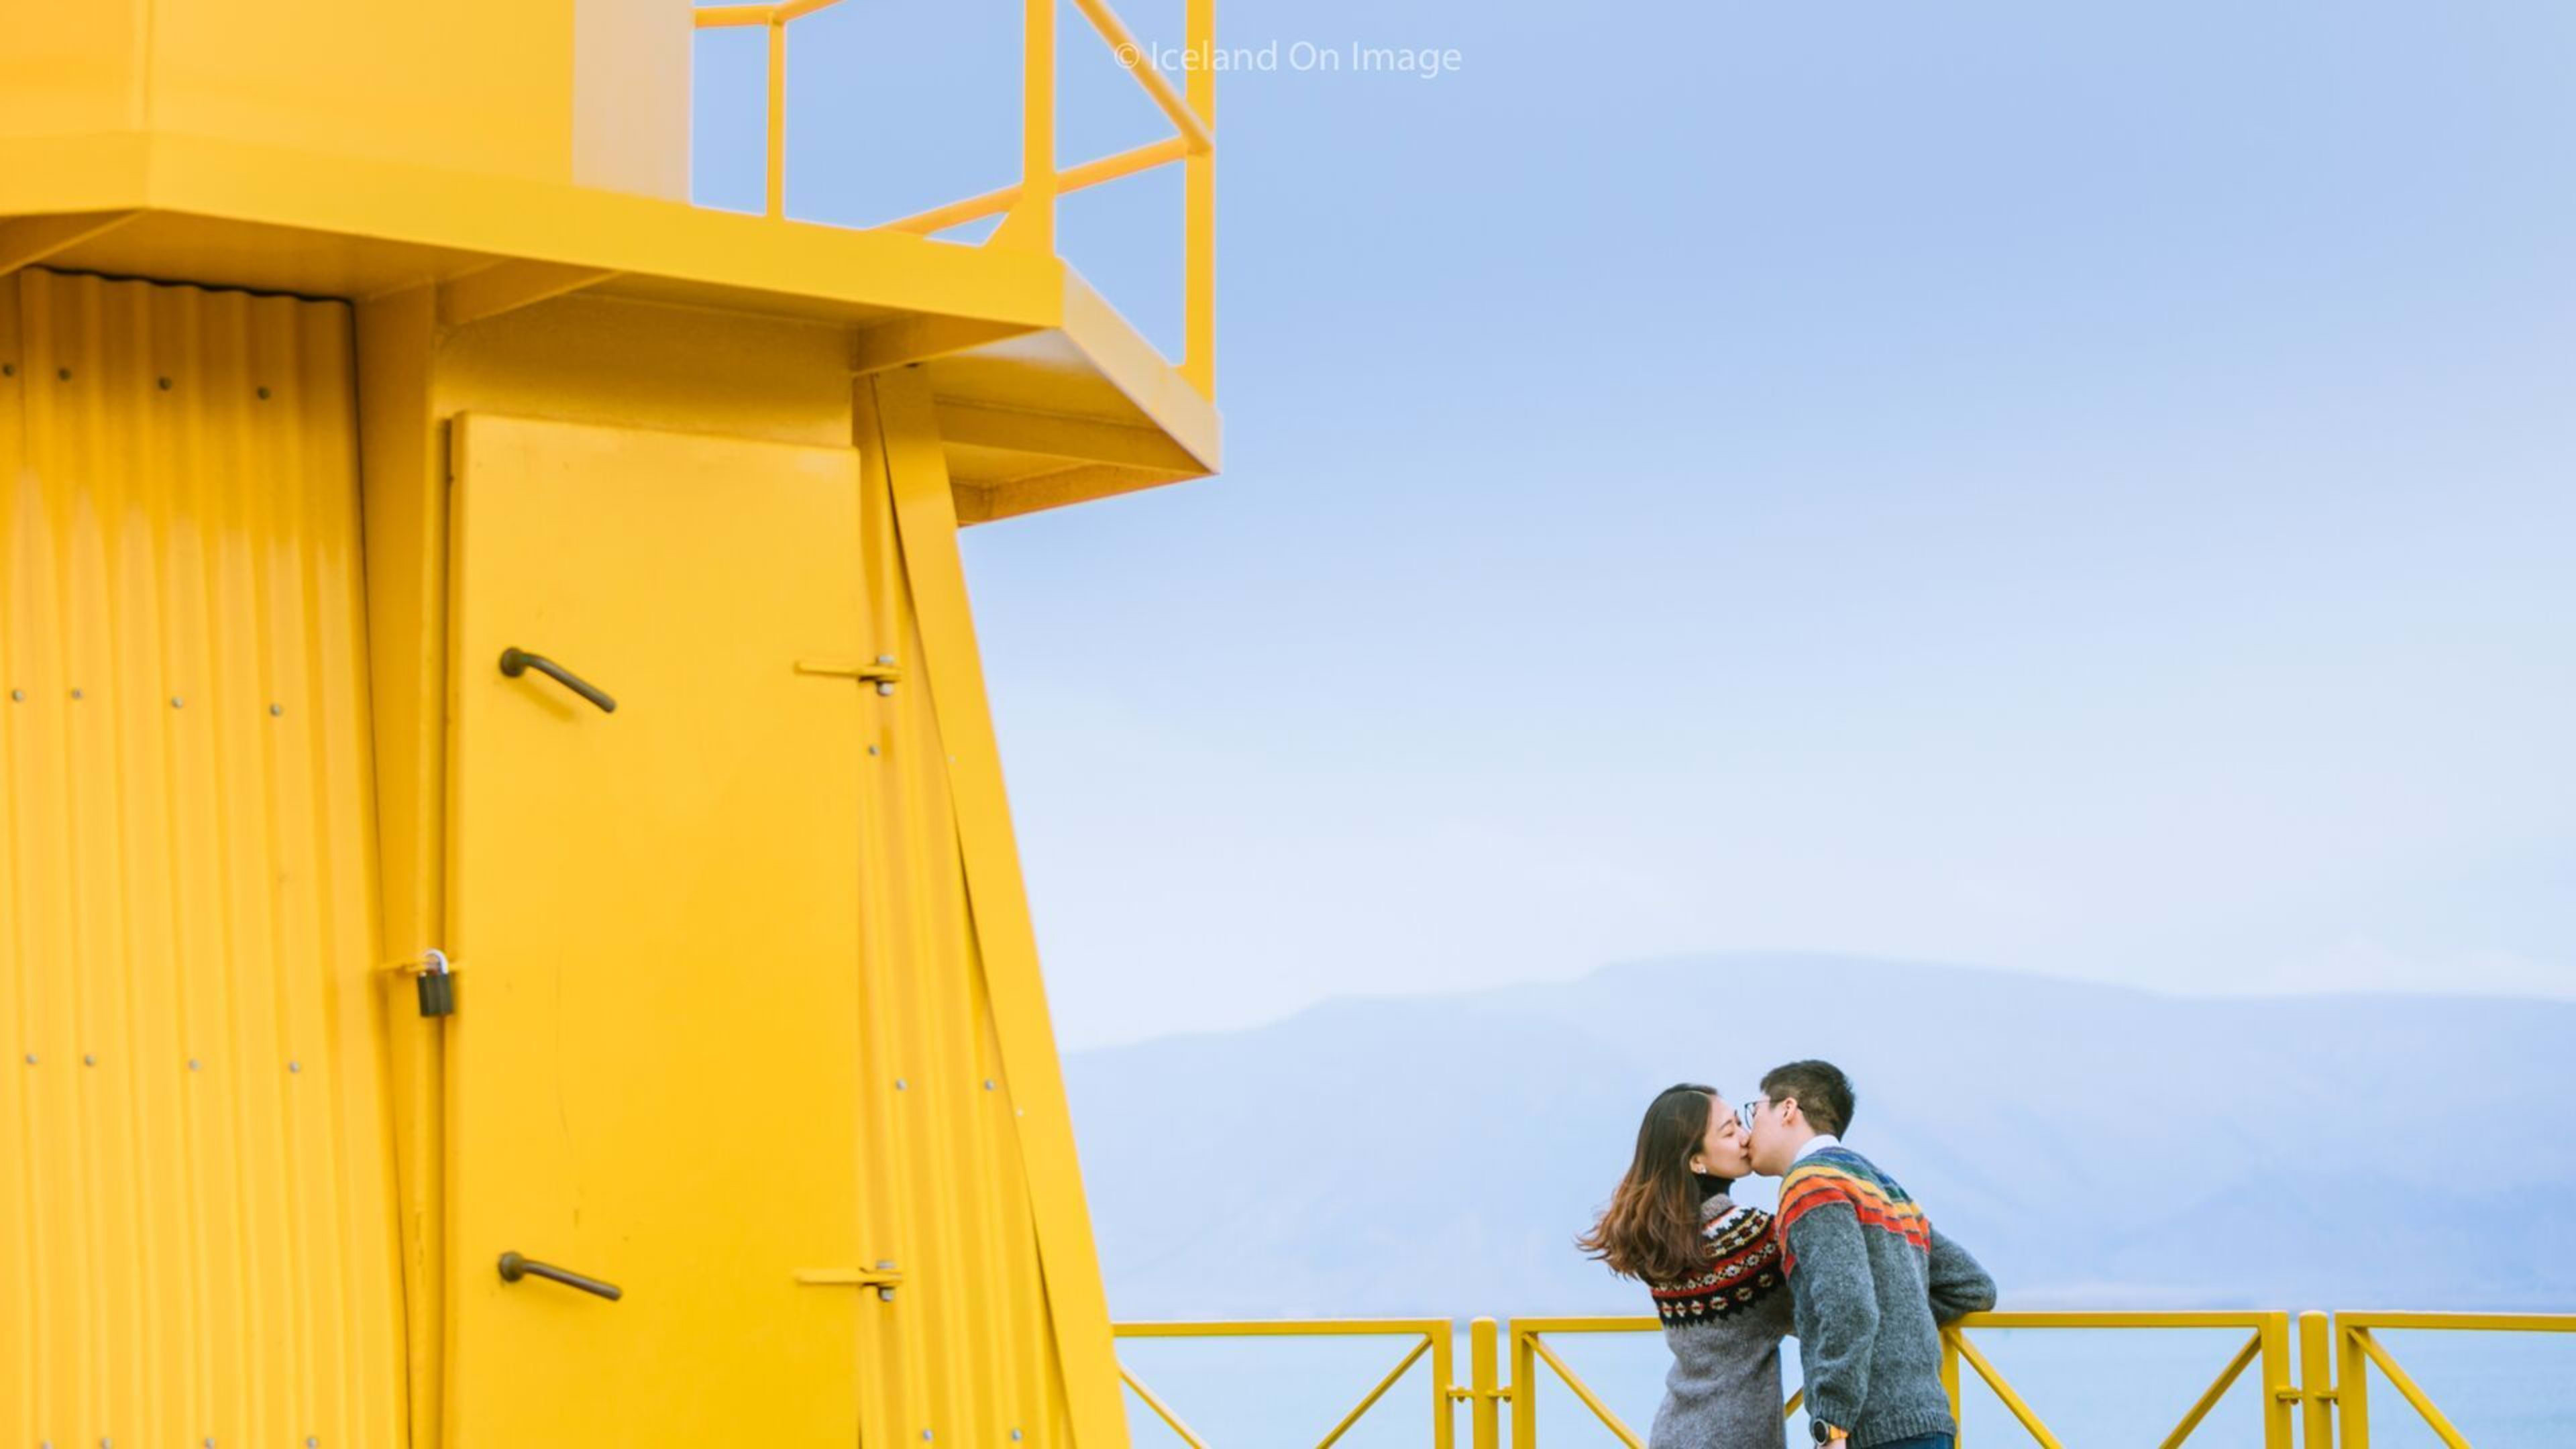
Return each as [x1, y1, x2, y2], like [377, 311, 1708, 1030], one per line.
[1116, 1325, 2576, 1446]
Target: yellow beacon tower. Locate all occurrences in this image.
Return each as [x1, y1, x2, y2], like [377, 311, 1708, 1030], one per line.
[1, 1, 1215, 1444]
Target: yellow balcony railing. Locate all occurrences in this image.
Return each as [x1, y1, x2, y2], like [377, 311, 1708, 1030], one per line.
[1114, 1319, 1458, 1449]
[1114, 1308, 2576, 1446]
[694, 0, 1217, 398]
[1504, 1313, 2297, 1449]
[2304, 1310, 2576, 1448]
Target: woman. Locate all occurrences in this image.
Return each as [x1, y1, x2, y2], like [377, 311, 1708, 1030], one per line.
[1579, 1083, 1794, 1449]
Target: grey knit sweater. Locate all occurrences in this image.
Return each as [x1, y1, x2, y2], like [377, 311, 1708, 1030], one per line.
[1645, 1186, 1796, 1449]
[1777, 1146, 1996, 1448]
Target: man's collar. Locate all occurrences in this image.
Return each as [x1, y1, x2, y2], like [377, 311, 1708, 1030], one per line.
[1793, 1134, 1843, 1163]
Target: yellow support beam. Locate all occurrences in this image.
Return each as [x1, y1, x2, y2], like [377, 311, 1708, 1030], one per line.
[989, 0, 1059, 252]
[765, 17, 788, 217]
[1950, 1333, 2064, 1448]
[1469, 1318, 1503, 1449]
[1313, 1337, 1432, 1449]
[435, 260, 620, 327]
[2157, 1332, 2261, 1449]
[863, 367, 1130, 1446]
[2353, 1332, 2469, 1448]
[0, 210, 137, 276]
[1525, 1334, 1645, 1448]
[1183, 0, 1215, 397]
[1120, 1365, 1212, 1448]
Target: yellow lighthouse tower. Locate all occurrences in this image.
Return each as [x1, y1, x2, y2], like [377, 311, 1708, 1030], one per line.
[1, 2, 1215, 1444]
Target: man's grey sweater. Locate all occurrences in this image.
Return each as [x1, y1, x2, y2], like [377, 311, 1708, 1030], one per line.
[1777, 1146, 1996, 1448]
[1646, 1186, 1796, 1449]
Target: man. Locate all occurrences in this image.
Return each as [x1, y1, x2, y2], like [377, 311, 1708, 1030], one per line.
[1746, 1061, 1996, 1449]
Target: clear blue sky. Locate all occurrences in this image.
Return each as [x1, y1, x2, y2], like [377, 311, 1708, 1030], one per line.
[698, 0, 2576, 1048]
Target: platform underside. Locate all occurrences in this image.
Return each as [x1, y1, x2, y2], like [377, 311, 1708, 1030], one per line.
[0, 131, 1218, 522]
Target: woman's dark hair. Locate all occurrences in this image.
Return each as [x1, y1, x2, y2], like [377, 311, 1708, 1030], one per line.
[1576, 1083, 1723, 1285]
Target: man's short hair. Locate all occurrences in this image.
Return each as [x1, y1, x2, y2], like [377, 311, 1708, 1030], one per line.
[1762, 1060, 1856, 1138]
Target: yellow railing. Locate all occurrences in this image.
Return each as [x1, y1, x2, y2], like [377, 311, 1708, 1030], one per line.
[2302, 1310, 2576, 1448]
[1504, 1313, 2296, 1449]
[694, 0, 1217, 396]
[1114, 1320, 1458, 1449]
[1119, 1309, 2576, 1446]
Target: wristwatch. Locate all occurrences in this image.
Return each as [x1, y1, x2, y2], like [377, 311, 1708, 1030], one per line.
[1810, 1422, 1846, 1444]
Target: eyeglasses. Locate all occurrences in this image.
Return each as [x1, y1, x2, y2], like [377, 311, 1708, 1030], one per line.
[1738, 1097, 1768, 1132]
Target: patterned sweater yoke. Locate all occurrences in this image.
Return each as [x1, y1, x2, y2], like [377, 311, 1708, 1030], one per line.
[1775, 1150, 1932, 1272]
[1644, 1189, 1796, 1449]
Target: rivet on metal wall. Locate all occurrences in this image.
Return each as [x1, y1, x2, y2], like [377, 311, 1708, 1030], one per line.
[84, 1055, 96, 1067]
[22, 1054, 34, 1066]
[270, 704, 284, 716]
[922, 1433, 933, 1442]
[56, 367, 70, 381]
[189, 1059, 201, 1071]
[1012, 1432, 1024, 1442]
[171, 696, 184, 709]
[2, 362, 14, 376]
[256, 386, 272, 400]
[70, 688, 83, 700]
[894, 1078, 908, 1091]
[983, 1079, 997, 1091]
[289, 1061, 302, 1073]
[158, 377, 172, 391]
[9, 690, 20, 702]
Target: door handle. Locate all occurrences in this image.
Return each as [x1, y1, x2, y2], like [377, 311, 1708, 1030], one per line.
[499, 647, 618, 714]
[498, 1251, 624, 1301]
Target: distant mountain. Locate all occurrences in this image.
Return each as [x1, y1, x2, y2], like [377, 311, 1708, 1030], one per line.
[1063, 953, 2576, 1319]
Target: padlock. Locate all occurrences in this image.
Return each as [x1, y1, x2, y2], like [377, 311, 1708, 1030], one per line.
[417, 950, 457, 1018]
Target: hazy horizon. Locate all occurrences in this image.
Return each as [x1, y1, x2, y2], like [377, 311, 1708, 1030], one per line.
[1065, 945, 2576, 1051]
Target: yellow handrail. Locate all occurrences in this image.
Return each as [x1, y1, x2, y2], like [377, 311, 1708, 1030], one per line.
[1503, 1311, 2294, 1449]
[881, 138, 1191, 237]
[1116, 1311, 2339, 1447]
[690, 0, 1217, 396]
[1101, 1311, 2576, 1446]
[1114, 1319, 1458, 1449]
[2321, 1310, 2576, 1449]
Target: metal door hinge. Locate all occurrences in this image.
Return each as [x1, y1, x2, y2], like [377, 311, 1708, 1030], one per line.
[795, 656, 904, 695]
[796, 1262, 904, 1300]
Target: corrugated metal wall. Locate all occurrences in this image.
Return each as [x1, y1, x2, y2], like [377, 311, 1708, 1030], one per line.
[0, 269, 408, 1448]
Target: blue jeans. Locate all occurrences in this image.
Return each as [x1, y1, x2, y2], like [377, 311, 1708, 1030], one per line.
[1863, 1438, 1953, 1449]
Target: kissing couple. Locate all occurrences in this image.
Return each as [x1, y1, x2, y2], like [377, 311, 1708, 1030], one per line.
[1579, 1061, 1996, 1449]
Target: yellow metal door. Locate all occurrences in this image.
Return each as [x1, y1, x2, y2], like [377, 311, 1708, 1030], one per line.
[445, 414, 870, 1446]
